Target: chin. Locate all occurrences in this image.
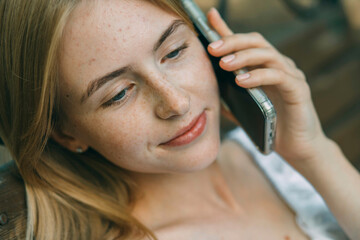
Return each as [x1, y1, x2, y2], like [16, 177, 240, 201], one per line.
[168, 127, 221, 173]
[176, 109, 221, 172]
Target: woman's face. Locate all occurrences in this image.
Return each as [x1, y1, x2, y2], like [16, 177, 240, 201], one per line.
[58, 0, 220, 173]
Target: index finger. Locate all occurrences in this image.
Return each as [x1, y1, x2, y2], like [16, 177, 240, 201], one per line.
[207, 8, 233, 37]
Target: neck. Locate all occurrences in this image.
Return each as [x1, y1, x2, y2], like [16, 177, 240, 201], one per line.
[129, 160, 242, 229]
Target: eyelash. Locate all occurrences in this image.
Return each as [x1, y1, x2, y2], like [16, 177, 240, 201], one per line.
[103, 84, 135, 108]
[161, 43, 189, 63]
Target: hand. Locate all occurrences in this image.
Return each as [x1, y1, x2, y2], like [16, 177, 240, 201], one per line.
[207, 8, 329, 165]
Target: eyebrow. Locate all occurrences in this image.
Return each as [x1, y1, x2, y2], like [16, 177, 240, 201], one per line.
[80, 19, 187, 104]
[153, 19, 186, 52]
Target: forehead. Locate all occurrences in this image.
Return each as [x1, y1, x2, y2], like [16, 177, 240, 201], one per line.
[60, 0, 179, 93]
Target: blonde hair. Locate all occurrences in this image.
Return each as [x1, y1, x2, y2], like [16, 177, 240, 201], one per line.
[0, 0, 192, 239]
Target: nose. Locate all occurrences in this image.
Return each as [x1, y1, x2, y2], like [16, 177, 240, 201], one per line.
[155, 91, 190, 119]
[150, 76, 190, 120]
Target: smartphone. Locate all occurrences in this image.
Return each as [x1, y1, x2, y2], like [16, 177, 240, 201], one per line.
[180, 0, 277, 154]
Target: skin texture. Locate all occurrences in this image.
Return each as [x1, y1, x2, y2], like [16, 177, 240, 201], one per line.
[51, 1, 360, 239]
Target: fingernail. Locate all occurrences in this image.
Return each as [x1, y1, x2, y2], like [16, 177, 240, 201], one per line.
[209, 7, 220, 17]
[221, 54, 235, 63]
[209, 40, 223, 49]
[236, 73, 250, 82]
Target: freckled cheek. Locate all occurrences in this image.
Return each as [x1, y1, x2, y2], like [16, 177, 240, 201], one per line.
[105, 135, 154, 169]
[185, 52, 218, 95]
[104, 132, 145, 161]
[198, 52, 217, 80]
[83, 117, 151, 160]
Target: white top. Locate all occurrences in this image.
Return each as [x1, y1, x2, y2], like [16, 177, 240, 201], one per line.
[227, 127, 349, 240]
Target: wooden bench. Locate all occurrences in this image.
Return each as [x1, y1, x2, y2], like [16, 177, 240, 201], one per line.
[0, 161, 27, 239]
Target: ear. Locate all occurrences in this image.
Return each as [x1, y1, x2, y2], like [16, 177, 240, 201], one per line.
[51, 128, 89, 153]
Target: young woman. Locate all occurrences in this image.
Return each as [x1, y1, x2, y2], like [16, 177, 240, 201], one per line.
[0, 0, 359, 239]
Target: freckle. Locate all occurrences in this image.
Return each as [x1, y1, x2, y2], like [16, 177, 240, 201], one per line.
[89, 58, 96, 66]
[108, 24, 111, 27]
[140, 99, 147, 105]
[66, 94, 70, 98]
[118, 28, 122, 32]
[113, 37, 117, 41]
[284, 236, 291, 240]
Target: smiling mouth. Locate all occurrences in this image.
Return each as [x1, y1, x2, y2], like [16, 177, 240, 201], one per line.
[160, 111, 207, 147]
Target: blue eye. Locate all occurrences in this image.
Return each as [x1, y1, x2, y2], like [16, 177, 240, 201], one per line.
[112, 89, 127, 102]
[103, 85, 135, 108]
[162, 43, 189, 62]
[166, 49, 180, 59]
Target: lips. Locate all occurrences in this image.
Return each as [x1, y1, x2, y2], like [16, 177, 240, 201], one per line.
[161, 111, 207, 147]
